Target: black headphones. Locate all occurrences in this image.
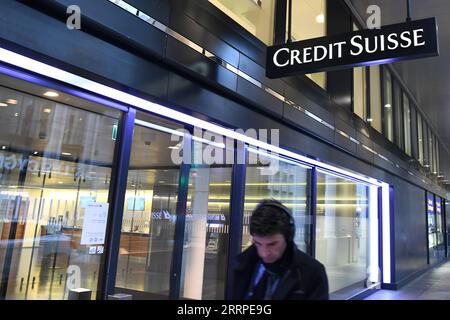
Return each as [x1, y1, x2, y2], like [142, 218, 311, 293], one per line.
[254, 200, 296, 242]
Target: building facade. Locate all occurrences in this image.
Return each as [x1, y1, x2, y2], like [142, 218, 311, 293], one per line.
[0, 0, 448, 300]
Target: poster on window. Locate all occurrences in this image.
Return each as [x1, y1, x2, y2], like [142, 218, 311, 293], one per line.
[80, 202, 109, 245]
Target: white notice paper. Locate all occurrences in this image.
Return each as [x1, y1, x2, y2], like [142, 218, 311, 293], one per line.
[80, 202, 109, 245]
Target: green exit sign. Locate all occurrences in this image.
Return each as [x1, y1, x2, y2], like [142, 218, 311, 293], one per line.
[112, 124, 118, 140]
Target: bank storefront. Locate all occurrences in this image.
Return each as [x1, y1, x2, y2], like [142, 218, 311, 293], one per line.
[0, 45, 392, 300]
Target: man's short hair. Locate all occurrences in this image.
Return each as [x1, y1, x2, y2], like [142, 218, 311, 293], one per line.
[250, 199, 295, 242]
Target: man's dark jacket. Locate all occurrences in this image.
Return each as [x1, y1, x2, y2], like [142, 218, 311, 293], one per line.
[231, 243, 329, 300]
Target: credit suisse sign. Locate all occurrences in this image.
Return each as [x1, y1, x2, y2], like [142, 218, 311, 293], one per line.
[266, 18, 439, 78]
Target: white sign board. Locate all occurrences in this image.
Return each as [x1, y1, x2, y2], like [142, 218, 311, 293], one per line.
[80, 202, 109, 245]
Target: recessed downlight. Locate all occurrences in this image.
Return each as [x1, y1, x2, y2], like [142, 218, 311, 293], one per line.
[44, 91, 59, 97]
[43, 107, 52, 113]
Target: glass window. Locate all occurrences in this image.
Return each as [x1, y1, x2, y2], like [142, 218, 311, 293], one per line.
[115, 113, 181, 298]
[209, 0, 276, 45]
[393, 81, 404, 151]
[382, 68, 394, 142]
[403, 93, 411, 156]
[0, 77, 120, 300]
[242, 149, 311, 253]
[315, 172, 374, 293]
[290, 0, 327, 89]
[180, 142, 233, 300]
[417, 113, 424, 165]
[353, 67, 367, 121]
[369, 66, 382, 133]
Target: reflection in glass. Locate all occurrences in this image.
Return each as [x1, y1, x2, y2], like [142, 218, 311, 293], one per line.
[209, 0, 275, 45]
[315, 172, 371, 293]
[0, 83, 119, 300]
[115, 115, 180, 298]
[180, 141, 232, 299]
[242, 150, 310, 253]
[383, 68, 394, 142]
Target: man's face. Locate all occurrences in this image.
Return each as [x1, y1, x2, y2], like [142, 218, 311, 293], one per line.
[252, 233, 287, 264]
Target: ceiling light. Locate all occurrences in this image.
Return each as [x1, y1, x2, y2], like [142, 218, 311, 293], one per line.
[14, 113, 19, 117]
[384, 104, 391, 108]
[159, 181, 166, 183]
[58, 181, 64, 184]
[33, 151, 38, 155]
[44, 91, 59, 97]
[1, 146, 6, 150]
[168, 146, 179, 150]
[366, 118, 373, 122]
[43, 107, 52, 113]
[316, 13, 325, 24]
[62, 152, 72, 156]
[6, 99, 18, 105]
[0, 102, 8, 107]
